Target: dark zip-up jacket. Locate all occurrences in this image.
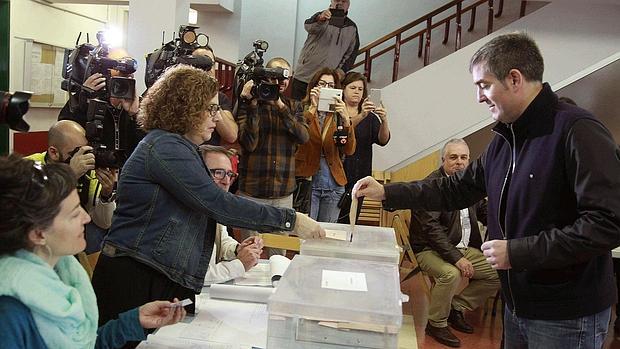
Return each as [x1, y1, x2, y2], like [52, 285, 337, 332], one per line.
[410, 167, 487, 264]
[383, 83, 620, 320]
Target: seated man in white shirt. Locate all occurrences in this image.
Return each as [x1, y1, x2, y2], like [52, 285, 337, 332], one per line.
[200, 145, 264, 284]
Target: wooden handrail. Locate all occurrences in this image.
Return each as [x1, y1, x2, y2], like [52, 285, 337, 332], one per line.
[353, 0, 527, 83]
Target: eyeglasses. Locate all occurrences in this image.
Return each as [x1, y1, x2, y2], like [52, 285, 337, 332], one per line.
[317, 80, 336, 88]
[209, 168, 238, 181]
[207, 104, 222, 118]
[23, 161, 49, 200]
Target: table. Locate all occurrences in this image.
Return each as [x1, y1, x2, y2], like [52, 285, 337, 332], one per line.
[137, 287, 418, 349]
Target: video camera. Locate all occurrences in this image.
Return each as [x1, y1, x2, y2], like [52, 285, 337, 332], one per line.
[144, 25, 212, 88]
[83, 98, 126, 169]
[234, 40, 290, 102]
[0, 91, 32, 132]
[62, 31, 137, 105]
[61, 31, 136, 169]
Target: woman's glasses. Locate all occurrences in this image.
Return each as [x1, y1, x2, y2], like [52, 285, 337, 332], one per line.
[317, 80, 336, 88]
[209, 168, 238, 181]
[207, 104, 222, 118]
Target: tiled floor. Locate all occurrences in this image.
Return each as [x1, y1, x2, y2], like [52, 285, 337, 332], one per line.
[400, 272, 620, 349]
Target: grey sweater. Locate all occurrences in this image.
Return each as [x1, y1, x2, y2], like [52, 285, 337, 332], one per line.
[295, 11, 360, 83]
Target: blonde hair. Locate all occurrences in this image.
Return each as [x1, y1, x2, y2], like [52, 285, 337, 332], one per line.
[138, 64, 218, 134]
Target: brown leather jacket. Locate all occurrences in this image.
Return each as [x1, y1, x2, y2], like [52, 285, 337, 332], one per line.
[295, 107, 356, 186]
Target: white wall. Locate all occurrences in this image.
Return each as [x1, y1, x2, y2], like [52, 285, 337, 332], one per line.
[195, 0, 241, 62]
[9, 0, 127, 151]
[238, 0, 298, 65]
[374, 1, 620, 171]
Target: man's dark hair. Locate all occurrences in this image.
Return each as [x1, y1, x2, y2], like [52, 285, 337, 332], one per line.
[469, 32, 544, 83]
[0, 154, 77, 255]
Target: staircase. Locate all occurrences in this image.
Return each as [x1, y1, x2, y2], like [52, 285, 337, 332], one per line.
[369, 1, 620, 172]
[351, 0, 546, 88]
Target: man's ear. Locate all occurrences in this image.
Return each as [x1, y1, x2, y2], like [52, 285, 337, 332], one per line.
[507, 69, 523, 91]
[48, 146, 61, 162]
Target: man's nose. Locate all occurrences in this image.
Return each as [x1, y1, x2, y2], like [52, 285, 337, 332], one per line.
[477, 88, 486, 103]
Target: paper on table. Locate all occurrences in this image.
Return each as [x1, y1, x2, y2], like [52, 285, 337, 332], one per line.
[321, 269, 368, 292]
[209, 284, 275, 303]
[139, 335, 234, 348]
[234, 263, 271, 286]
[349, 195, 358, 241]
[179, 299, 267, 345]
[268, 255, 290, 286]
[150, 298, 268, 348]
[234, 255, 291, 287]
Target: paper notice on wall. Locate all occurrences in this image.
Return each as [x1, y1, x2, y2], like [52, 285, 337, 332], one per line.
[321, 270, 368, 292]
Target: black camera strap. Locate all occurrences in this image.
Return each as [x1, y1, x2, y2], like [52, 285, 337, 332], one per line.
[108, 105, 122, 151]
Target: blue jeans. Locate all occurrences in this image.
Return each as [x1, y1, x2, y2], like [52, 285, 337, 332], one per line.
[310, 187, 345, 223]
[504, 306, 611, 349]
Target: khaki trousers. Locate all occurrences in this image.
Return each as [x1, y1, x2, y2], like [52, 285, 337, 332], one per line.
[417, 247, 500, 327]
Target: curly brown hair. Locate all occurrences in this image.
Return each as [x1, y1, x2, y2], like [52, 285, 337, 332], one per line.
[138, 64, 218, 134]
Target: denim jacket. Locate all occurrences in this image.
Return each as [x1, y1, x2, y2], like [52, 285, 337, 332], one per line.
[102, 129, 296, 292]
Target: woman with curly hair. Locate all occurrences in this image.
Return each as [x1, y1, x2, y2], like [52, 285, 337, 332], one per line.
[0, 155, 185, 349]
[91, 65, 324, 342]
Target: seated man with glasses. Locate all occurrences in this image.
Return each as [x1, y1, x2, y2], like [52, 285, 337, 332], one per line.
[236, 57, 309, 256]
[199, 145, 264, 284]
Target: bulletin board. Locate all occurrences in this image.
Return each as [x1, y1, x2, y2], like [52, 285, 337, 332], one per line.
[23, 40, 69, 108]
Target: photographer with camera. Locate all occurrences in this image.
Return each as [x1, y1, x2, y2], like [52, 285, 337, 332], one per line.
[25, 120, 117, 253]
[291, 0, 359, 100]
[294, 68, 356, 222]
[236, 56, 309, 256]
[59, 40, 143, 159]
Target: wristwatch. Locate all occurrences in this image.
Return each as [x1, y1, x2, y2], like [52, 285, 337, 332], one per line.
[100, 190, 117, 203]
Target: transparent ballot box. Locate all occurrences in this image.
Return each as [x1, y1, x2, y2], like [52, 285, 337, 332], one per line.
[300, 222, 400, 265]
[267, 255, 402, 348]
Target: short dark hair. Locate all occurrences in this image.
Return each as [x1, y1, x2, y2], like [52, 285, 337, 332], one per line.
[0, 154, 76, 255]
[469, 32, 544, 83]
[302, 67, 341, 106]
[341, 71, 368, 114]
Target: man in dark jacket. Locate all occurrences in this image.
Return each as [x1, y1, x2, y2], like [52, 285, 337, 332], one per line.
[412, 139, 498, 348]
[353, 33, 620, 348]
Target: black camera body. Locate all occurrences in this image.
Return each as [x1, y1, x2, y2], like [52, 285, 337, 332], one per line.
[234, 40, 290, 102]
[145, 25, 212, 88]
[333, 115, 348, 147]
[85, 99, 126, 169]
[62, 32, 137, 103]
[0, 91, 32, 132]
[85, 48, 137, 101]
